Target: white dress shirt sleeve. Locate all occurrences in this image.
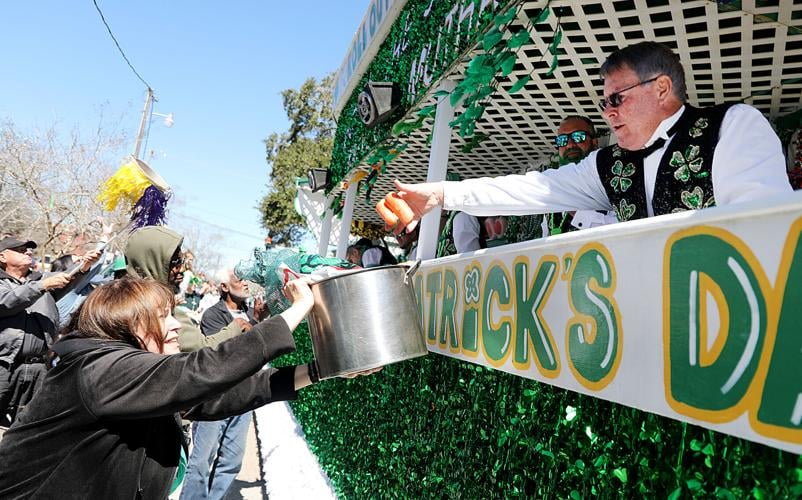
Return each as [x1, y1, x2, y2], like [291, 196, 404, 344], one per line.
[452, 212, 482, 253]
[443, 151, 612, 216]
[712, 104, 792, 205]
[570, 210, 619, 230]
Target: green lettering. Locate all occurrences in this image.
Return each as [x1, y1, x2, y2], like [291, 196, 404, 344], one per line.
[439, 269, 459, 349]
[513, 258, 559, 373]
[566, 246, 621, 387]
[425, 271, 443, 341]
[482, 263, 512, 363]
[758, 226, 802, 432]
[668, 233, 766, 411]
[461, 266, 481, 354]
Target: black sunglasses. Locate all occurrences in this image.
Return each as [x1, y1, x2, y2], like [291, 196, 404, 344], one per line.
[554, 130, 590, 147]
[599, 75, 661, 111]
[169, 255, 184, 269]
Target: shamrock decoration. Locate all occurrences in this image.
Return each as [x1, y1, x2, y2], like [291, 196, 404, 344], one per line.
[689, 117, 709, 138]
[464, 267, 481, 304]
[670, 145, 705, 183]
[680, 186, 706, 209]
[610, 160, 636, 193]
[615, 198, 637, 221]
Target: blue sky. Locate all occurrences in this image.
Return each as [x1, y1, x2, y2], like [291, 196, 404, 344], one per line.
[0, 1, 370, 267]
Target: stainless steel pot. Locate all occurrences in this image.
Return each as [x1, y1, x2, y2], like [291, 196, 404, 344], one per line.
[307, 262, 426, 379]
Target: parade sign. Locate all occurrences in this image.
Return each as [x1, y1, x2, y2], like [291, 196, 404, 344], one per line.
[415, 193, 802, 454]
[332, 0, 407, 116]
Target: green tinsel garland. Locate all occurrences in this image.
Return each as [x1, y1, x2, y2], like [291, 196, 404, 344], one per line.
[274, 324, 802, 498]
[329, 0, 514, 191]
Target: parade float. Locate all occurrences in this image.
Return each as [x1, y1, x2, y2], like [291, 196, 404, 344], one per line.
[287, 0, 802, 496]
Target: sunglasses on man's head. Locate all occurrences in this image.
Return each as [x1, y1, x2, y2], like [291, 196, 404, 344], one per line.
[554, 130, 589, 147]
[598, 75, 661, 111]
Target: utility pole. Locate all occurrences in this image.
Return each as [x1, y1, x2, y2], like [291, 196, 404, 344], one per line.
[132, 87, 154, 159]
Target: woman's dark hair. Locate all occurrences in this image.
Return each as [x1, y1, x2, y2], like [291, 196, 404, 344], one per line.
[69, 277, 175, 351]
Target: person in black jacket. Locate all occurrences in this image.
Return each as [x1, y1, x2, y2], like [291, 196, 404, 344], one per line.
[181, 268, 259, 500]
[0, 276, 325, 499]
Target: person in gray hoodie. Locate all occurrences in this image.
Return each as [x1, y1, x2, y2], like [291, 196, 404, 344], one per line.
[124, 226, 246, 351]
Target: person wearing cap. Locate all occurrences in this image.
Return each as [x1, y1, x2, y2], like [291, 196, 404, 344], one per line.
[0, 236, 100, 425]
[110, 254, 128, 279]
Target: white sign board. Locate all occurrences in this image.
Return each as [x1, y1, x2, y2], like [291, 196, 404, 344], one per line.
[332, 0, 407, 117]
[415, 193, 802, 454]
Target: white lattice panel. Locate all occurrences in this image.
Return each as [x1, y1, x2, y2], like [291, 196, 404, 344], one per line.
[334, 0, 802, 226]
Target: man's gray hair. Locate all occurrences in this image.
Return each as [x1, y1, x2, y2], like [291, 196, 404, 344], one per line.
[600, 41, 687, 103]
[215, 268, 234, 285]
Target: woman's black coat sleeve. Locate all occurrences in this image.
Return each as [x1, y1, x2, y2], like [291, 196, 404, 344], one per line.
[77, 316, 300, 419]
[183, 365, 298, 420]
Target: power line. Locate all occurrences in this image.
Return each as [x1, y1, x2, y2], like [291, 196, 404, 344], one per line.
[92, 0, 152, 89]
[173, 212, 266, 241]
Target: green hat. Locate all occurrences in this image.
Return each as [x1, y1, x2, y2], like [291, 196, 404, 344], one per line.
[112, 255, 127, 272]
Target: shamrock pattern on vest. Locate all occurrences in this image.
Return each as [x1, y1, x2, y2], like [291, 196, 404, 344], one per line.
[670, 144, 707, 183]
[689, 117, 709, 138]
[614, 198, 637, 222]
[672, 187, 715, 213]
[610, 160, 636, 193]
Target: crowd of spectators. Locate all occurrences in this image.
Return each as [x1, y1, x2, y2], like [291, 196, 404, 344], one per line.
[0, 223, 365, 498]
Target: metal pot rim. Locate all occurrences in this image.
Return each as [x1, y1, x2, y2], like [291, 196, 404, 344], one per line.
[310, 263, 414, 286]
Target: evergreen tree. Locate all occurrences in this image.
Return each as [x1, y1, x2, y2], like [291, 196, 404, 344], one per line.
[259, 75, 334, 245]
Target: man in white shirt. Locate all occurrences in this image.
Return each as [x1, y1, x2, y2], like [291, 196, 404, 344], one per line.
[391, 42, 791, 230]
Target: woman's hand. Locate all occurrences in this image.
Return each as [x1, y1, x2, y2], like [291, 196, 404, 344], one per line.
[283, 278, 314, 311]
[77, 249, 103, 273]
[279, 278, 315, 332]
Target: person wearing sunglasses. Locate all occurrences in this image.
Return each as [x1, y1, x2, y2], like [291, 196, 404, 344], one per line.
[0, 236, 101, 426]
[544, 116, 617, 236]
[390, 41, 790, 234]
[555, 115, 598, 167]
[124, 226, 248, 354]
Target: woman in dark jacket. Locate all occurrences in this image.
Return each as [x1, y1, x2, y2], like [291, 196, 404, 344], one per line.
[0, 276, 320, 499]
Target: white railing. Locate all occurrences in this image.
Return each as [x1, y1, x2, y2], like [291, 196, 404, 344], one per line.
[413, 191, 802, 454]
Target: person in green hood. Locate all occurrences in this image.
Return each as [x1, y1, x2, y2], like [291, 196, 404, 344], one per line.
[124, 226, 245, 352]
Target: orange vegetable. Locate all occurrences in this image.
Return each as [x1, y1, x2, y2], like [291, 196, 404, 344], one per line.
[375, 199, 399, 229]
[384, 193, 415, 227]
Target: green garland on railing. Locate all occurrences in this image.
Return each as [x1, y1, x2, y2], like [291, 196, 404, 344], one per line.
[330, 0, 566, 199]
[330, 0, 515, 192]
[274, 324, 802, 498]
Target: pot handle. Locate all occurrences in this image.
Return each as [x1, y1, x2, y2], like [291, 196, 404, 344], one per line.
[403, 260, 422, 285]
